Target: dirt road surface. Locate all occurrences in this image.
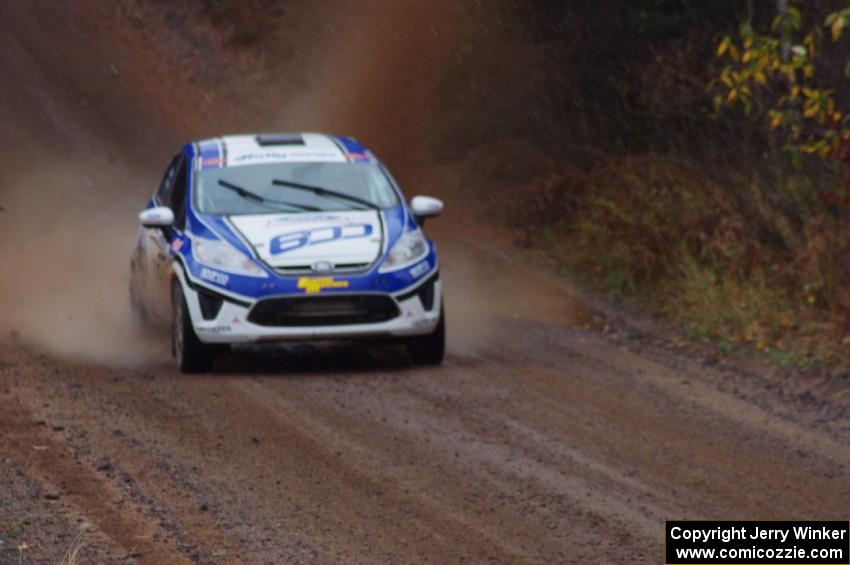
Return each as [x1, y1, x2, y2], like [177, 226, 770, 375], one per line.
[1, 2, 849, 563]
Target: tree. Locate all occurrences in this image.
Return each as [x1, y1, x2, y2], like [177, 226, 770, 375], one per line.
[711, 1, 850, 163]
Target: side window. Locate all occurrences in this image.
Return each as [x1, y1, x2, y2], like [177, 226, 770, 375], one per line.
[154, 153, 188, 232]
[171, 156, 189, 231]
[155, 155, 179, 208]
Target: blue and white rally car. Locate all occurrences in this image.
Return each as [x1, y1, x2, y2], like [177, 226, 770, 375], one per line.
[130, 133, 444, 372]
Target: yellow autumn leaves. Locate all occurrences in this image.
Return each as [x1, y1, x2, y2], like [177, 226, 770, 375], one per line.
[712, 6, 850, 160]
[825, 8, 850, 40]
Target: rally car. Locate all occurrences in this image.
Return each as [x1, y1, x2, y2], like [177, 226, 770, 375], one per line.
[130, 133, 444, 372]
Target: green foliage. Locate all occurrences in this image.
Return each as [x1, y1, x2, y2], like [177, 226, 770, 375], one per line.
[451, 1, 850, 371]
[712, 2, 850, 159]
[510, 156, 850, 369]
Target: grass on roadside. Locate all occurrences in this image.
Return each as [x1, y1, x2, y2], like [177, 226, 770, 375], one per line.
[60, 533, 85, 565]
[503, 154, 850, 370]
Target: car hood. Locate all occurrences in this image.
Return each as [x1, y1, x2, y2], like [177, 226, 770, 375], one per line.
[228, 210, 384, 269]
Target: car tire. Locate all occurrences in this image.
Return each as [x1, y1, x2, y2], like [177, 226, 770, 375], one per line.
[172, 281, 214, 373]
[407, 305, 445, 365]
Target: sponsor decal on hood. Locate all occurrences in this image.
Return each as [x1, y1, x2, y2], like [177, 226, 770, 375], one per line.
[228, 211, 383, 268]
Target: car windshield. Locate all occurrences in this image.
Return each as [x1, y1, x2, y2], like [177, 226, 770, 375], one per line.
[195, 162, 400, 215]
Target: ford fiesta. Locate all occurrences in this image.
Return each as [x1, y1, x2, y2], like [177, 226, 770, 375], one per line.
[130, 133, 444, 372]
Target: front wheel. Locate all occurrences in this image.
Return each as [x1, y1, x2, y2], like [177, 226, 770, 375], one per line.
[172, 282, 214, 373]
[406, 306, 445, 365]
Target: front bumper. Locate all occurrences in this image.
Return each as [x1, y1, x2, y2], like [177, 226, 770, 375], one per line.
[176, 268, 442, 344]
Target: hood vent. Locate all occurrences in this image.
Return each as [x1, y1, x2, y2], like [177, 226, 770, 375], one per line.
[256, 134, 304, 146]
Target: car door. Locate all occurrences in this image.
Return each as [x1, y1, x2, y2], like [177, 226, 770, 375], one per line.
[143, 153, 188, 320]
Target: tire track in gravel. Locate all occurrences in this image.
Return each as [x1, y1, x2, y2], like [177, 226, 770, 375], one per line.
[2, 2, 850, 563]
[4, 304, 850, 563]
[0, 392, 191, 564]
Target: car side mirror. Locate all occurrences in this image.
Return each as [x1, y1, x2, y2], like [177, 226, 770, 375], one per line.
[410, 196, 443, 226]
[139, 206, 174, 228]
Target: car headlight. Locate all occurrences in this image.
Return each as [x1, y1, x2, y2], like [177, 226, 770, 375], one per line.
[379, 229, 429, 272]
[193, 238, 268, 278]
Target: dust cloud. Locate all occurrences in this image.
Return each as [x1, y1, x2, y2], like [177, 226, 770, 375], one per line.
[270, 0, 533, 354]
[0, 2, 171, 365]
[0, 0, 576, 365]
[0, 162, 167, 365]
[271, 0, 465, 180]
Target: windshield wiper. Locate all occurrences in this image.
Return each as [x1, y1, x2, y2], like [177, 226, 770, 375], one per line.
[271, 179, 380, 211]
[218, 180, 321, 212]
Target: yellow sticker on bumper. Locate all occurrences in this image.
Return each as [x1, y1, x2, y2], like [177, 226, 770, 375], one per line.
[297, 277, 349, 294]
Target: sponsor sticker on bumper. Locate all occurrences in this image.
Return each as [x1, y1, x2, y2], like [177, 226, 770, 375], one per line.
[200, 267, 230, 286]
[297, 277, 349, 294]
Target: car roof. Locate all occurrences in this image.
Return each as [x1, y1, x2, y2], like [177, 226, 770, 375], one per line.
[193, 133, 377, 170]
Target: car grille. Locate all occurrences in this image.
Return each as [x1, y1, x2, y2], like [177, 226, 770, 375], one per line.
[247, 294, 400, 327]
[273, 262, 372, 276]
